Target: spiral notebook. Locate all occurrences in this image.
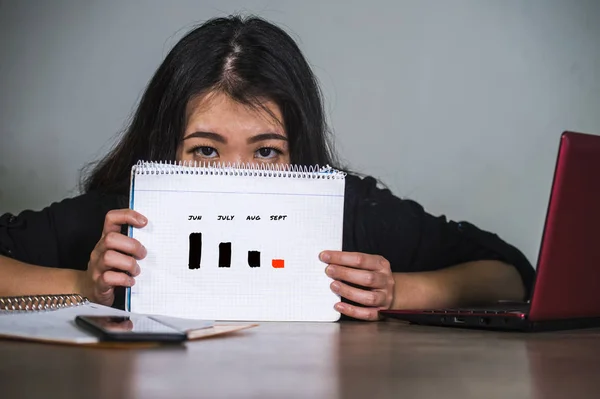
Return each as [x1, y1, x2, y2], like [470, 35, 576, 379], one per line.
[0, 294, 253, 345]
[126, 161, 346, 322]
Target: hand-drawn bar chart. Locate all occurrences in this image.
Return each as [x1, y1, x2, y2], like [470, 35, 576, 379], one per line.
[188, 233, 284, 269]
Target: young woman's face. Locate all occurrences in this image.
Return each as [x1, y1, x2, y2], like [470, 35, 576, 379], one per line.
[176, 91, 290, 165]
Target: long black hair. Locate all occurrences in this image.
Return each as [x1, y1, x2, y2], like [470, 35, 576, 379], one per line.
[82, 15, 339, 195]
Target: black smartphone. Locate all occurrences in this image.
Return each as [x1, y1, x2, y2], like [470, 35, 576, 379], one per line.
[75, 315, 187, 343]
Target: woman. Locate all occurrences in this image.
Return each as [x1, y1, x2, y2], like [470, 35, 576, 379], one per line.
[0, 15, 534, 321]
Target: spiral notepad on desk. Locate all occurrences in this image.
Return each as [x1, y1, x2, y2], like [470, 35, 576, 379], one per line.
[126, 161, 346, 322]
[0, 294, 253, 345]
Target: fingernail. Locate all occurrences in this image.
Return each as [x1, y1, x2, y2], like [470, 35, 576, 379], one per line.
[135, 264, 141, 276]
[138, 216, 147, 225]
[331, 282, 340, 292]
[130, 277, 136, 286]
[320, 252, 330, 262]
[141, 245, 147, 258]
[334, 303, 345, 312]
[325, 265, 335, 276]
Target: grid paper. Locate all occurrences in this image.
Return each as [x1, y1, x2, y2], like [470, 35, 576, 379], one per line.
[129, 169, 345, 321]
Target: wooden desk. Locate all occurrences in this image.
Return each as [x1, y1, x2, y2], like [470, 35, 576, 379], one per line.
[2, 321, 600, 399]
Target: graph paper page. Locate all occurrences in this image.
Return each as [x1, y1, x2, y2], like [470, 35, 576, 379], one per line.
[128, 166, 344, 321]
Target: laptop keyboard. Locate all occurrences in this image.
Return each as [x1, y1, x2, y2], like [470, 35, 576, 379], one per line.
[422, 303, 530, 315]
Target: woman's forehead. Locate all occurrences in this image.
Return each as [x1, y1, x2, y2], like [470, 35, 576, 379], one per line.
[185, 91, 285, 135]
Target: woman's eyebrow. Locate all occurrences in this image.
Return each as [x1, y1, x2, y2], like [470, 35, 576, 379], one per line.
[247, 133, 288, 144]
[182, 131, 227, 143]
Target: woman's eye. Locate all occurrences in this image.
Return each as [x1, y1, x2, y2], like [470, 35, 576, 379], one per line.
[255, 147, 280, 159]
[194, 146, 218, 158]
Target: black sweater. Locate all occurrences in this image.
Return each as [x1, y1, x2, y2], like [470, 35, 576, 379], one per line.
[0, 174, 535, 308]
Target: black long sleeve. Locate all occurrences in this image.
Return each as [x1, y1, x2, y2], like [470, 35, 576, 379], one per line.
[1, 174, 536, 302]
[342, 174, 535, 298]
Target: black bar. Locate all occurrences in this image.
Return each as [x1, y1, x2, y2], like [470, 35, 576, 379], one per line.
[248, 251, 261, 267]
[188, 233, 202, 270]
[219, 242, 232, 268]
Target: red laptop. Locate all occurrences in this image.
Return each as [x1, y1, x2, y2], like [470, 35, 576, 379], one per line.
[380, 131, 600, 331]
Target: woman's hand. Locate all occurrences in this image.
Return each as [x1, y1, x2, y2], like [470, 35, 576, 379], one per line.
[78, 209, 148, 306]
[321, 251, 395, 321]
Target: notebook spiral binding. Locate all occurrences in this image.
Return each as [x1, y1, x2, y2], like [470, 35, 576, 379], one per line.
[0, 294, 89, 312]
[132, 160, 346, 180]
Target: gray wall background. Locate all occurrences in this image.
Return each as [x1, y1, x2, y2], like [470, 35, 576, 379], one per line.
[1, 0, 599, 267]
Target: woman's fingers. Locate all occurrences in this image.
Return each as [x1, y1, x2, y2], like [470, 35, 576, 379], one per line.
[320, 250, 389, 271]
[321, 250, 395, 320]
[97, 270, 135, 294]
[83, 208, 148, 306]
[103, 209, 147, 234]
[325, 264, 387, 288]
[99, 249, 141, 276]
[330, 280, 387, 308]
[334, 302, 380, 321]
[99, 232, 147, 261]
